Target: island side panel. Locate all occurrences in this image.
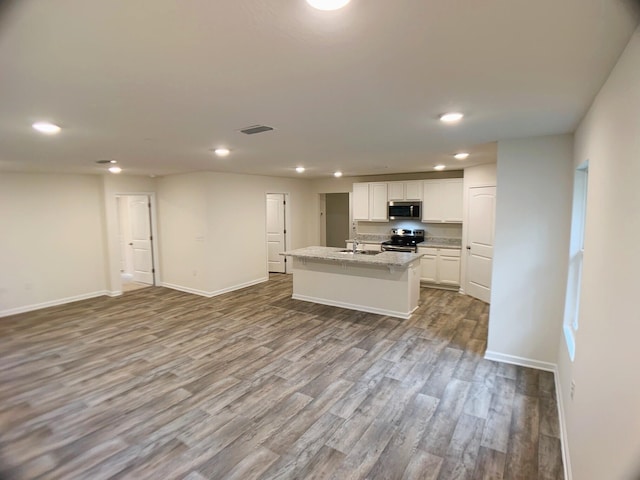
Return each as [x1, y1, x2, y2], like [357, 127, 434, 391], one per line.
[290, 257, 421, 319]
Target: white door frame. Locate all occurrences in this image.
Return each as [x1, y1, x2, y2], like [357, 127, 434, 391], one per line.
[265, 192, 291, 274]
[112, 192, 160, 292]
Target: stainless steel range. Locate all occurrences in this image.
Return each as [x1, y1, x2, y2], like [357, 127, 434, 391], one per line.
[381, 229, 425, 253]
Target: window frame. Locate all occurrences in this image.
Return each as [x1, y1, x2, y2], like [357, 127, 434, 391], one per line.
[563, 161, 588, 361]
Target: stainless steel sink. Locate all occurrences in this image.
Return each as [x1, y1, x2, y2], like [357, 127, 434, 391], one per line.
[337, 249, 380, 255]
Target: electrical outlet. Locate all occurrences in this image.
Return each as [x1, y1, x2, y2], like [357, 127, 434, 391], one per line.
[570, 380, 576, 400]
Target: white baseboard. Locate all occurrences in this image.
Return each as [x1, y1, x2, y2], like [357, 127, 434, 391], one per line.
[161, 277, 269, 298]
[292, 293, 416, 320]
[553, 364, 572, 480]
[484, 350, 571, 479]
[160, 282, 212, 297]
[108, 290, 122, 297]
[484, 350, 556, 372]
[0, 290, 110, 318]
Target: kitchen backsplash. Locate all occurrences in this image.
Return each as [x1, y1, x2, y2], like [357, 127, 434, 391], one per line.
[354, 220, 462, 240]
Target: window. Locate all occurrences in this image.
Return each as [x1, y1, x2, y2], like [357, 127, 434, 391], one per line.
[563, 162, 588, 361]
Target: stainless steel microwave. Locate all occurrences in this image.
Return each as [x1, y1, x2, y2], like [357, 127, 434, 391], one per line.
[388, 201, 421, 219]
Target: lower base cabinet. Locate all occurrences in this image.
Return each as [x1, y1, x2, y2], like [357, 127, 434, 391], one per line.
[418, 247, 461, 289]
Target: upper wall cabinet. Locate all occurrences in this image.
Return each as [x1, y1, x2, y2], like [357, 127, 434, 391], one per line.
[422, 179, 463, 223]
[353, 182, 389, 221]
[387, 181, 423, 201]
[352, 183, 370, 220]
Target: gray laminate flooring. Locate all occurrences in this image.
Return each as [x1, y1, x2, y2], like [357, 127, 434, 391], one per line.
[0, 274, 564, 479]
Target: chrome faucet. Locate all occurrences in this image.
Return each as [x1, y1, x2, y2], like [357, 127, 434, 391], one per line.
[352, 238, 359, 253]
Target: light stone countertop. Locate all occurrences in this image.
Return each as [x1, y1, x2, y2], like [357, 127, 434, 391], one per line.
[345, 237, 462, 249]
[281, 246, 423, 268]
[418, 240, 462, 249]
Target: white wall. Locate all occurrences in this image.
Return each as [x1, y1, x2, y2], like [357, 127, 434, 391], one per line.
[488, 135, 573, 365]
[0, 173, 108, 315]
[157, 171, 315, 296]
[557, 27, 640, 480]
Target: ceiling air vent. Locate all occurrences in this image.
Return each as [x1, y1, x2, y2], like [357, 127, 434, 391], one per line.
[239, 125, 274, 135]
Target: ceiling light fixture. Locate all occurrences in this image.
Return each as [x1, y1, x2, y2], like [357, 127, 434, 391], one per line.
[454, 152, 469, 160]
[214, 148, 230, 157]
[32, 122, 61, 134]
[434, 165, 446, 171]
[306, 0, 351, 11]
[296, 166, 306, 173]
[108, 166, 122, 174]
[439, 112, 464, 124]
[334, 171, 343, 178]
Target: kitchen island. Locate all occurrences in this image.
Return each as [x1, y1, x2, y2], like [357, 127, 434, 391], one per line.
[281, 246, 423, 319]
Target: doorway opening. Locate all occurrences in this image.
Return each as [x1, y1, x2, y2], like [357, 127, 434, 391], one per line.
[322, 193, 350, 248]
[116, 195, 156, 292]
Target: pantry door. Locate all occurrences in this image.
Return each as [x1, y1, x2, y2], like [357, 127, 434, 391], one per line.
[266, 193, 287, 273]
[465, 186, 496, 303]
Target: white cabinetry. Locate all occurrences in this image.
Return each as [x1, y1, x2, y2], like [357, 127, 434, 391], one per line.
[422, 179, 463, 223]
[418, 247, 461, 288]
[370, 183, 388, 221]
[419, 250, 437, 283]
[352, 182, 388, 221]
[353, 183, 370, 220]
[388, 181, 423, 201]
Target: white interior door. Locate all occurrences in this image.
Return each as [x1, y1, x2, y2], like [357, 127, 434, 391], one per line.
[466, 186, 496, 303]
[266, 193, 286, 273]
[129, 196, 154, 285]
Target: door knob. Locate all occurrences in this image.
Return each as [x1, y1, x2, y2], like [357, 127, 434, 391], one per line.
[129, 242, 133, 246]
[466, 246, 471, 250]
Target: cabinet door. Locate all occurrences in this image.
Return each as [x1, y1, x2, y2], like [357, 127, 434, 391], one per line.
[387, 182, 404, 201]
[419, 248, 438, 282]
[404, 181, 422, 201]
[369, 183, 388, 221]
[352, 183, 370, 220]
[438, 254, 461, 285]
[420, 254, 438, 282]
[421, 180, 442, 222]
[440, 179, 463, 222]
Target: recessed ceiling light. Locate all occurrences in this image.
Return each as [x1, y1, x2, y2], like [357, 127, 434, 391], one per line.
[296, 166, 306, 173]
[32, 122, 61, 134]
[214, 148, 230, 157]
[434, 165, 446, 171]
[334, 171, 343, 178]
[439, 112, 464, 124]
[454, 152, 469, 160]
[108, 166, 122, 174]
[306, 0, 351, 11]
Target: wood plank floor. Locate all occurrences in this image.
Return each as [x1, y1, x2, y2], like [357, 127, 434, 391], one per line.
[0, 274, 564, 479]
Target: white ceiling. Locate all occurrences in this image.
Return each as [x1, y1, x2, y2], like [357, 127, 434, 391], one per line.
[0, 0, 638, 178]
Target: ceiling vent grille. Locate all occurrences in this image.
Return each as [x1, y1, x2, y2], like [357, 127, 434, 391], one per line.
[239, 125, 274, 135]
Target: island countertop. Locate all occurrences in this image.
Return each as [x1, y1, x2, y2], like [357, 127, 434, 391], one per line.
[281, 246, 423, 268]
